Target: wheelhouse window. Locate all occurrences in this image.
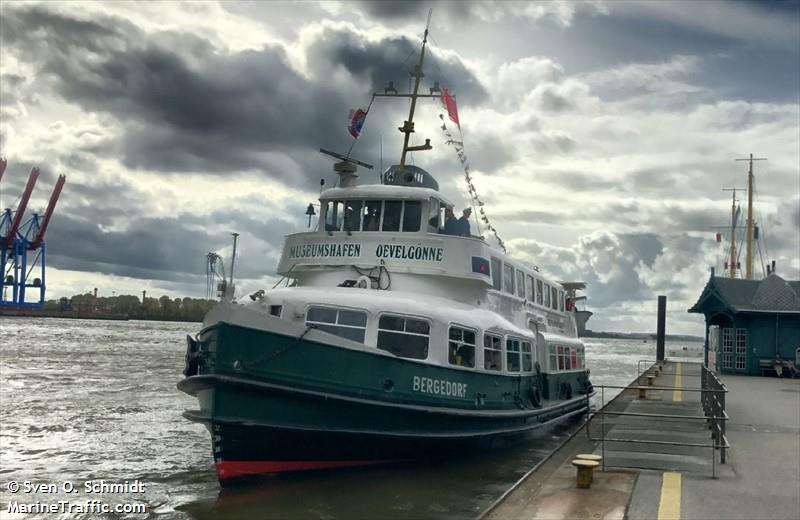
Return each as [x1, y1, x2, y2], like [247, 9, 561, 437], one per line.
[526, 275, 535, 301]
[522, 341, 533, 372]
[402, 201, 422, 232]
[363, 200, 382, 231]
[343, 200, 362, 232]
[503, 264, 514, 294]
[448, 326, 476, 368]
[491, 258, 502, 291]
[382, 200, 402, 231]
[536, 279, 544, 305]
[484, 334, 502, 371]
[515, 270, 525, 298]
[324, 201, 344, 231]
[543, 283, 551, 308]
[306, 306, 367, 343]
[557, 345, 572, 370]
[558, 290, 565, 311]
[549, 344, 558, 371]
[506, 338, 521, 372]
[428, 198, 441, 232]
[377, 314, 429, 359]
[551, 287, 559, 310]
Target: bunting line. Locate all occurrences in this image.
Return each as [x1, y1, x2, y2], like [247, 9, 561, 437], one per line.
[439, 114, 507, 253]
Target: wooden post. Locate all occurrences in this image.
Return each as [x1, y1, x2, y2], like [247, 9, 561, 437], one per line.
[656, 295, 666, 361]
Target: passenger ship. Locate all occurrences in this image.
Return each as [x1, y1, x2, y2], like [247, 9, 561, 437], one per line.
[179, 21, 593, 485]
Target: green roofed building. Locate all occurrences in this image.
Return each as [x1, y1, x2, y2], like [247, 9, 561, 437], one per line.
[688, 270, 800, 376]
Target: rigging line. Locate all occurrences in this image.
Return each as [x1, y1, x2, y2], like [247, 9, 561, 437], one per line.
[756, 237, 766, 278]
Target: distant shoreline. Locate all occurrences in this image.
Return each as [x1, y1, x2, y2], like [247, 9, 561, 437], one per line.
[582, 330, 703, 342]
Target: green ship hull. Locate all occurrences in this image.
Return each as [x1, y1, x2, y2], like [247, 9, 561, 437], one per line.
[179, 321, 593, 483]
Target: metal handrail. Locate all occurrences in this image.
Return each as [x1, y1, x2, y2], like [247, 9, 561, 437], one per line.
[587, 363, 730, 478]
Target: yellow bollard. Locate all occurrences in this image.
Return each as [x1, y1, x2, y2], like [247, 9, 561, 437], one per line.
[639, 387, 647, 399]
[572, 459, 599, 488]
[576, 454, 603, 482]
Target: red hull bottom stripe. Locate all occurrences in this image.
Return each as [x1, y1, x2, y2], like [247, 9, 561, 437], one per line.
[216, 459, 397, 480]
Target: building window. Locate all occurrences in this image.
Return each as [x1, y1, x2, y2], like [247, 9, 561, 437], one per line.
[536, 279, 544, 305]
[491, 258, 502, 290]
[526, 275, 535, 301]
[363, 200, 382, 231]
[522, 341, 533, 372]
[735, 328, 747, 370]
[306, 306, 367, 343]
[722, 327, 733, 369]
[515, 270, 525, 298]
[503, 264, 515, 294]
[543, 283, 551, 308]
[448, 326, 476, 368]
[377, 314, 430, 359]
[382, 200, 403, 231]
[484, 334, 502, 371]
[402, 201, 422, 232]
[549, 344, 558, 371]
[506, 338, 521, 372]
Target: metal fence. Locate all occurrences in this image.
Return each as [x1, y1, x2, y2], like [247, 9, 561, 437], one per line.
[585, 361, 730, 477]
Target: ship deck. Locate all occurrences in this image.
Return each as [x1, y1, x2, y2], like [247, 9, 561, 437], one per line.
[480, 360, 800, 519]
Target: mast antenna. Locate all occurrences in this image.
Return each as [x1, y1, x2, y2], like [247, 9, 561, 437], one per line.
[735, 153, 767, 279]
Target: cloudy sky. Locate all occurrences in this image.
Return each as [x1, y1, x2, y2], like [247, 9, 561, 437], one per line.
[1, 1, 798, 334]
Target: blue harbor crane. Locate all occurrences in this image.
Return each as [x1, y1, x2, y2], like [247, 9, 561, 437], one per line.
[0, 159, 66, 308]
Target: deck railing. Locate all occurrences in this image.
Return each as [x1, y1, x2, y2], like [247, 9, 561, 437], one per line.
[586, 361, 730, 477]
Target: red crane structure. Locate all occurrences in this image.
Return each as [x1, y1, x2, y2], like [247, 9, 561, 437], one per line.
[0, 159, 66, 307]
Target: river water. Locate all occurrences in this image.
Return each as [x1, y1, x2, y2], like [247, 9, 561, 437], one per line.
[0, 318, 702, 519]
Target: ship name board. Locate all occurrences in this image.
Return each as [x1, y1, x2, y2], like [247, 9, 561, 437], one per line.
[413, 376, 468, 398]
[289, 243, 362, 259]
[375, 244, 444, 262]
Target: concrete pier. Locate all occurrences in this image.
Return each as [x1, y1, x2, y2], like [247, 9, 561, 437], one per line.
[481, 361, 800, 520]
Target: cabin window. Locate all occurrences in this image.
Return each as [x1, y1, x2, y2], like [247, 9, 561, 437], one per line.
[448, 326, 476, 368]
[536, 279, 544, 305]
[522, 341, 533, 372]
[503, 264, 514, 294]
[363, 200, 382, 231]
[402, 201, 422, 232]
[343, 200, 363, 232]
[543, 283, 551, 307]
[428, 198, 441, 231]
[570, 346, 577, 369]
[526, 275, 535, 301]
[382, 200, 403, 231]
[551, 287, 558, 310]
[484, 334, 503, 371]
[325, 200, 344, 231]
[491, 258, 502, 290]
[377, 314, 429, 359]
[577, 346, 584, 369]
[306, 306, 367, 343]
[515, 270, 525, 298]
[557, 345, 565, 370]
[549, 345, 558, 371]
[506, 338, 521, 372]
[269, 305, 282, 317]
[558, 290, 565, 311]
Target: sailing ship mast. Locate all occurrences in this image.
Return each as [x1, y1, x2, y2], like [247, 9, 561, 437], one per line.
[736, 153, 767, 280]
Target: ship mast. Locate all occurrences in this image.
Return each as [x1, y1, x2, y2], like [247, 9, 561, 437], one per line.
[727, 189, 738, 278]
[735, 153, 767, 279]
[398, 9, 434, 168]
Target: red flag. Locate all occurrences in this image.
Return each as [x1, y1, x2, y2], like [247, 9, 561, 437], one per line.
[441, 88, 460, 128]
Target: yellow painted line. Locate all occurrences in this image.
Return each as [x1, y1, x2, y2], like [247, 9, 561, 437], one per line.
[658, 472, 682, 520]
[673, 362, 682, 402]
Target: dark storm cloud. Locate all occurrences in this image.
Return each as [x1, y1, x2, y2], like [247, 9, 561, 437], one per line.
[1, 6, 485, 184]
[305, 27, 487, 106]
